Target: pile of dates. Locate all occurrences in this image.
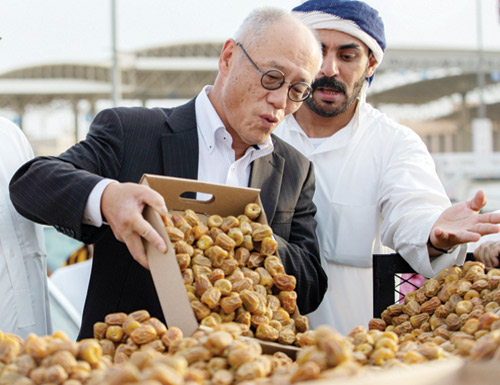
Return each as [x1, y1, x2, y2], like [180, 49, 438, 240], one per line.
[92, 310, 182, 364]
[0, 329, 110, 384]
[86, 323, 371, 385]
[366, 261, 500, 363]
[0, 317, 366, 385]
[89, 321, 299, 385]
[163, 203, 309, 345]
[5, 213, 500, 384]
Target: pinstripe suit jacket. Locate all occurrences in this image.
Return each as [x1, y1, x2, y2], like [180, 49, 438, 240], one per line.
[9, 98, 327, 339]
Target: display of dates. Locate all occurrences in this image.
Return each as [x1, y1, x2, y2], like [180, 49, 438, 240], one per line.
[365, 261, 500, 365]
[6, 202, 500, 384]
[2, 263, 500, 385]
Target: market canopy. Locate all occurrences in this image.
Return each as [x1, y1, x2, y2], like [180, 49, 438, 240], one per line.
[1, 42, 499, 121]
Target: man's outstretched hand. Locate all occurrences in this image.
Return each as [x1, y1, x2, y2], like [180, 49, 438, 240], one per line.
[429, 190, 500, 254]
[101, 182, 168, 269]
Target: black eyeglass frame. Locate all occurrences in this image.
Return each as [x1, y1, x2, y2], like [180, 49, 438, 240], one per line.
[236, 42, 313, 102]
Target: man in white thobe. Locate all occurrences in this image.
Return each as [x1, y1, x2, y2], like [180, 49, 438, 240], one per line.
[1, 117, 52, 338]
[275, 0, 500, 335]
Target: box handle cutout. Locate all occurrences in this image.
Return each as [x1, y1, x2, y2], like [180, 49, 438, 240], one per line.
[179, 191, 215, 204]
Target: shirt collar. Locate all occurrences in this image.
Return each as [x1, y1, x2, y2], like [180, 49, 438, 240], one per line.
[195, 85, 274, 156]
[286, 103, 359, 153]
[245, 135, 273, 162]
[195, 85, 226, 154]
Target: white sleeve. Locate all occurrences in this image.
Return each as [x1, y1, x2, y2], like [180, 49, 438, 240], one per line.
[82, 179, 117, 227]
[379, 128, 466, 277]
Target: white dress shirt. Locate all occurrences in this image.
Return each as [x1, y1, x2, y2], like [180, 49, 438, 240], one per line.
[196, 85, 273, 188]
[274, 96, 465, 335]
[83, 86, 273, 225]
[0, 117, 52, 338]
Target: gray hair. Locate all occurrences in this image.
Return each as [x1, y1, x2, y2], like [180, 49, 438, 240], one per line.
[233, 7, 320, 55]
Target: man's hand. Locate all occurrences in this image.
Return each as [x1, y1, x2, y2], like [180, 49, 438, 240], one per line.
[474, 241, 500, 268]
[429, 190, 500, 255]
[101, 182, 168, 269]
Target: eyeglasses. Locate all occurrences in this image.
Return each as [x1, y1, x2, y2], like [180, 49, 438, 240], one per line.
[236, 42, 313, 102]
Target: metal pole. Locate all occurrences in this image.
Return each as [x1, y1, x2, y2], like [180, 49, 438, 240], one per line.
[476, 0, 486, 118]
[72, 99, 79, 144]
[111, 0, 121, 106]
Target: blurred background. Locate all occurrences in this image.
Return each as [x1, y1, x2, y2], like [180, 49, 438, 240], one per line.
[1, 0, 500, 337]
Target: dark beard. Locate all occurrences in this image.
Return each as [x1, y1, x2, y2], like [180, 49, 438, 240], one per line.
[305, 73, 366, 118]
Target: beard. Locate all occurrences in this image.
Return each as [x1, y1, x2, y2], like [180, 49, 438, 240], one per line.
[305, 71, 367, 118]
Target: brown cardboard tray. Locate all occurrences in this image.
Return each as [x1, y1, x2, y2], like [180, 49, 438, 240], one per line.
[140, 174, 301, 357]
[299, 358, 500, 385]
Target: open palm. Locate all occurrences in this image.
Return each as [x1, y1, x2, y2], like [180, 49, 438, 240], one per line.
[429, 190, 500, 251]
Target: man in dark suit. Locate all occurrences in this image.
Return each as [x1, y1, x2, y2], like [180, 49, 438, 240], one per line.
[10, 7, 327, 339]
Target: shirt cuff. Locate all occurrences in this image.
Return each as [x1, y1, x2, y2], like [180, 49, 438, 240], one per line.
[82, 179, 116, 227]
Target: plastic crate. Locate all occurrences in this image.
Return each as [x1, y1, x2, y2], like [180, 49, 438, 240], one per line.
[372, 252, 475, 318]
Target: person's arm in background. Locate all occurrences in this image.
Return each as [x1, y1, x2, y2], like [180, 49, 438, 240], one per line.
[469, 209, 500, 268]
[1, 117, 52, 336]
[473, 241, 500, 268]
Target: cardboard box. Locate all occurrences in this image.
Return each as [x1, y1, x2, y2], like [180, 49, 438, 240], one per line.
[140, 174, 301, 357]
[301, 358, 500, 385]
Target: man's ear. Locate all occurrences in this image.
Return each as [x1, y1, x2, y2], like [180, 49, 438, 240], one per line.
[366, 52, 378, 78]
[218, 39, 237, 75]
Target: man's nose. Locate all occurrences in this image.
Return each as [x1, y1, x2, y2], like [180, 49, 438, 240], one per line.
[266, 85, 288, 110]
[321, 54, 339, 78]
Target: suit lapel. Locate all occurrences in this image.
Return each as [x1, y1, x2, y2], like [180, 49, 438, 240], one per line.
[161, 99, 199, 180]
[249, 150, 284, 223]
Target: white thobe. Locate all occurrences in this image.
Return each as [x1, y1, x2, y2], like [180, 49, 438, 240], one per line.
[0, 117, 52, 338]
[274, 97, 465, 335]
